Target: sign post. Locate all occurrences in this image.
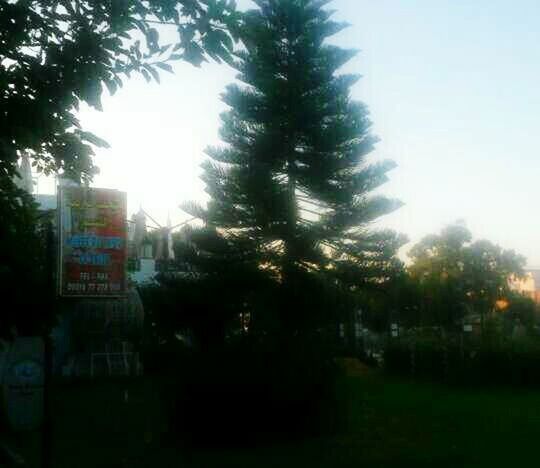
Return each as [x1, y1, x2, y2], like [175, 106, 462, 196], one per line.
[41, 186, 127, 468]
[42, 219, 55, 468]
[58, 187, 127, 297]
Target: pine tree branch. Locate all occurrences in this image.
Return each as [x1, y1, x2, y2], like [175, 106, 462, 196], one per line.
[296, 194, 331, 210]
[299, 206, 322, 218]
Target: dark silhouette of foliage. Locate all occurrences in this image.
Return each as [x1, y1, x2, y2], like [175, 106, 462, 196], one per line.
[167, 339, 341, 446]
[1, 0, 238, 183]
[361, 270, 420, 332]
[0, 0, 238, 336]
[504, 291, 538, 331]
[408, 223, 526, 330]
[173, 0, 404, 343]
[0, 193, 54, 338]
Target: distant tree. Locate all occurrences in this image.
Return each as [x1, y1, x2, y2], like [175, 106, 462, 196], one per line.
[140, 224, 270, 350]
[408, 224, 472, 328]
[408, 224, 526, 331]
[0, 196, 55, 338]
[1, 0, 239, 337]
[504, 291, 538, 332]
[463, 239, 526, 329]
[180, 0, 404, 343]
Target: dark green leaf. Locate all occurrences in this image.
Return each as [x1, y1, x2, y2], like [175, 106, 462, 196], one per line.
[141, 68, 151, 82]
[145, 65, 160, 83]
[104, 79, 118, 96]
[155, 62, 174, 73]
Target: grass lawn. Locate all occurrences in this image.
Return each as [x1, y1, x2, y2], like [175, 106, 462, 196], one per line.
[5, 369, 540, 467]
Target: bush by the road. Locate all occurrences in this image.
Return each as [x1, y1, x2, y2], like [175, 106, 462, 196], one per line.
[162, 336, 342, 447]
[385, 334, 540, 387]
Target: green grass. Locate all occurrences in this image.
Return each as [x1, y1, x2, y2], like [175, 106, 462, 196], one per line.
[337, 374, 540, 467]
[6, 372, 540, 467]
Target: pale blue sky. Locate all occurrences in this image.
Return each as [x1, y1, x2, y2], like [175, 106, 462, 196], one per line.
[40, 0, 539, 266]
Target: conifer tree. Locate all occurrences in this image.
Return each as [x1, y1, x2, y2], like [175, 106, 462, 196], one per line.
[182, 0, 404, 336]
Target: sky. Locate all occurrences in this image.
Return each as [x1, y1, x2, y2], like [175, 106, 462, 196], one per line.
[38, 0, 540, 266]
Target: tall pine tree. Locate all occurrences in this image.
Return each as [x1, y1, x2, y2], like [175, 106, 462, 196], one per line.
[182, 0, 404, 338]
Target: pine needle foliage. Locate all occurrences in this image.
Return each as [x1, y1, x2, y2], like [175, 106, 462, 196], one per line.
[182, 0, 405, 335]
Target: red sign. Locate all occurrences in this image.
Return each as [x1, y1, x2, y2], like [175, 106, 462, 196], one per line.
[58, 187, 127, 297]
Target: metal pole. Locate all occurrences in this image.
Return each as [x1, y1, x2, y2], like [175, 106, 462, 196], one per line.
[42, 333, 53, 468]
[42, 220, 55, 468]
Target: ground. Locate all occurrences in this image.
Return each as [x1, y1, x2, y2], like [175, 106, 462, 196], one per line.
[4, 367, 540, 467]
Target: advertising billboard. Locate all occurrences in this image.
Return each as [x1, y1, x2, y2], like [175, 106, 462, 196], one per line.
[58, 186, 127, 297]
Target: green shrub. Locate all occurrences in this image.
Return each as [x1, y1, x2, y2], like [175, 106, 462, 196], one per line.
[384, 334, 540, 387]
[164, 337, 341, 447]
